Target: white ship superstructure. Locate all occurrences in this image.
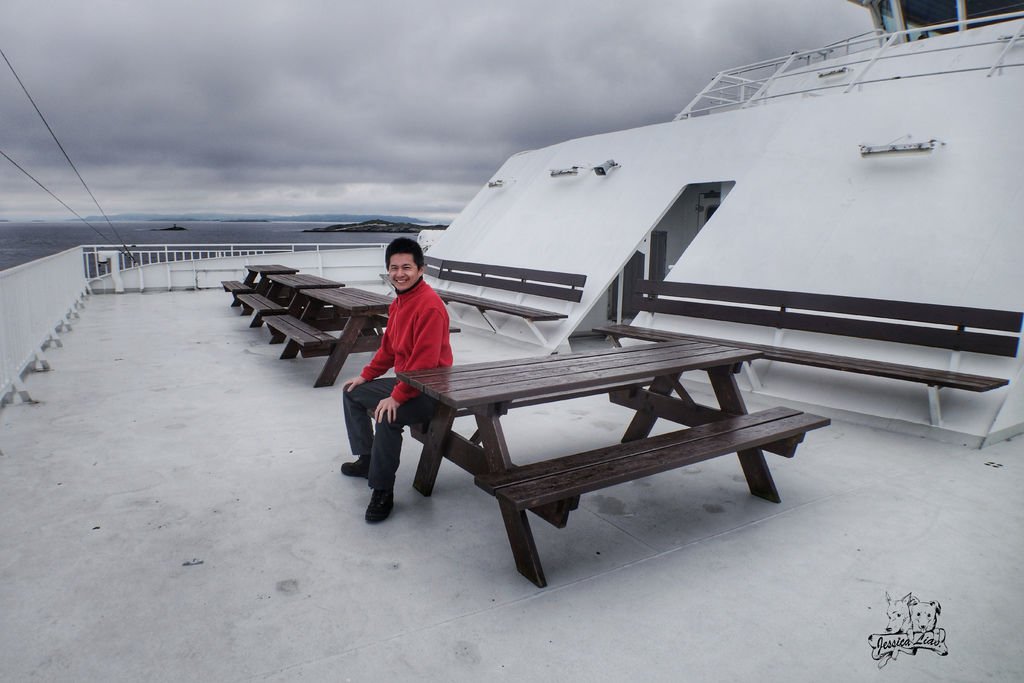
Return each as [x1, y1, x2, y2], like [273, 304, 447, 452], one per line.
[426, 0, 1024, 446]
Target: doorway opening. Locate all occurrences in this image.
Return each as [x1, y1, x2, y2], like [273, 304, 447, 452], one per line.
[607, 180, 734, 321]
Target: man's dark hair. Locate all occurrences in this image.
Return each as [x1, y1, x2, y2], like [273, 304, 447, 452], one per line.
[385, 237, 425, 268]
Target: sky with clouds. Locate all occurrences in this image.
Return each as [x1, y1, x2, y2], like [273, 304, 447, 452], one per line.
[1, 1, 869, 222]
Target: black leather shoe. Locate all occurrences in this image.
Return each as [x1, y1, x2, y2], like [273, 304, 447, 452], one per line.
[340, 456, 370, 478]
[365, 489, 394, 523]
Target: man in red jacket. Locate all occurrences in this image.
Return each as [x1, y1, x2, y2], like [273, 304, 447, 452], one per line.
[340, 237, 453, 522]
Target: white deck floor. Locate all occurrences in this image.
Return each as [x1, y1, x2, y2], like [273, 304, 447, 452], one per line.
[2, 289, 1022, 682]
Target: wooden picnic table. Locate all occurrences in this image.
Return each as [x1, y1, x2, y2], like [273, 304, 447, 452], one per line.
[262, 273, 343, 303]
[398, 339, 829, 586]
[237, 272, 344, 327]
[224, 264, 299, 306]
[244, 264, 298, 286]
[266, 287, 393, 388]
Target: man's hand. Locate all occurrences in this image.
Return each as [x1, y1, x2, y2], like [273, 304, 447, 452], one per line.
[374, 396, 400, 424]
[342, 375, 366, 392]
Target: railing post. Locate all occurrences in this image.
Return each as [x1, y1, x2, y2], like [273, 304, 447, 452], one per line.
[742, 52, 799, 109]
[844, 31, 900, 93]
[137, 250, 146, 293]
[675, 71, 728, 120]
[1, 377, 36, 406]
[987, 21, 1024, 77]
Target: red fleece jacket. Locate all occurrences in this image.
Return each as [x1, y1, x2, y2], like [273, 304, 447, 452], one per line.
[360, 278, 453, 403]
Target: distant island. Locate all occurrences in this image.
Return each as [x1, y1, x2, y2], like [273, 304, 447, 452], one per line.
[304, 219, 448, 234]
[80, 212, 432, 223]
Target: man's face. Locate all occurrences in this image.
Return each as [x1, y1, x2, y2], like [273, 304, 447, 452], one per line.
[387, 252, 424, 292]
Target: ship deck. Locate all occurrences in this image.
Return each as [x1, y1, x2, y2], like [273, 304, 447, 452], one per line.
[2, 288, 1022, 681]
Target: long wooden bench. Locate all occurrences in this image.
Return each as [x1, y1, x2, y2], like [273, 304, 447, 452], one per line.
[263, 315, 341, 357]
[235, 293, 289, 328]
[596, 281, 1022, 425]
[425, 256, 586, 345]
[265, 315, 458, 360]
[222, 280, 254, 306]
[474, 407, 829, 585]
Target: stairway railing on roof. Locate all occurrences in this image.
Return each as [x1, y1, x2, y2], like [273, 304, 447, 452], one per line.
[675, 10, 1024, 119]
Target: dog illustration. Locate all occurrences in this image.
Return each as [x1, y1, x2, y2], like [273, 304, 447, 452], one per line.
[910, 600, 941, 639]
[884, 592, 915, 634]
[872, 592, 947, 667]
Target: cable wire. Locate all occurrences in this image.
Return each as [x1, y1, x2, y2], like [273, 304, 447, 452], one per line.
[2, 46, 135, 262]
[0, 148, 110, 239]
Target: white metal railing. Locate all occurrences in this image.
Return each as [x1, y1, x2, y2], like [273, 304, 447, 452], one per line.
[676, 10, 1024, 119]
[1, 247, 89, 406]
[675, 30, 885, 119]
[83, 242, 394, 293]
[80, 242, 385, 279]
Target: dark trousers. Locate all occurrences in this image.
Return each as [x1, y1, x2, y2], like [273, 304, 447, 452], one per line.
[342, 378, 438, 490]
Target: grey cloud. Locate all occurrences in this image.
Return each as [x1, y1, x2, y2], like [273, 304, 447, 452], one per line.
[1, 0, 868, 220]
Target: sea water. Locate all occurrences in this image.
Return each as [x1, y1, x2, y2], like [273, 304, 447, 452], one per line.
[0, 221, 394, 271]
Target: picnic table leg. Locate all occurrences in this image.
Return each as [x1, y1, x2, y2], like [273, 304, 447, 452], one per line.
[621, 373, 678, 442]
[475, 404, 566, 555]
[708, 366, 781, 503]
[255, 277, 274, 296]
[412, 403, 458, 496]
[314, 316, 369, 388]
[287, 290, 309, 317]
[280, 339, 300, 359]
[498, 497, 547, 588]
[263, 284, 290, 344]
[473, 406, 514, 471]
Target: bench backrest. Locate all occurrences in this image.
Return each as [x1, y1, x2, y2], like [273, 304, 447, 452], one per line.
[425, 256, 587, 302]
[633, 280, 1023, 357]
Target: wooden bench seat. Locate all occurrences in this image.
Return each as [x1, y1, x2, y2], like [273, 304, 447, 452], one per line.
[425, 256, 586, 344]
[265, 315, 460, 356]
[263, 315, 338, 356]
[236, 293, 289, 328]
[222, 280, 251, 293]
[474, 406, 829, 586]
[434, 290, 570, 322]
[222, 280, 254, 306]
[596, 281, 1022, 425]
[596, 324, 1009, 393]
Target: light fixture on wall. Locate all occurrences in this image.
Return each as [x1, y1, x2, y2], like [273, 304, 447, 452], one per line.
[592, 159, 620, 175]
[859, 138, 942, 157]
[818, 66, 849, 78]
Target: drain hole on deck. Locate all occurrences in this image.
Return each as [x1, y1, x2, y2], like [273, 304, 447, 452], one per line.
[984, 461, 1004, 468]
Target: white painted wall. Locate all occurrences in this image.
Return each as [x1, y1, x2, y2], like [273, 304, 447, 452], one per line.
[428, 19, 1024, 444]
